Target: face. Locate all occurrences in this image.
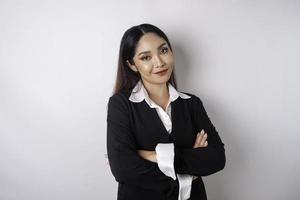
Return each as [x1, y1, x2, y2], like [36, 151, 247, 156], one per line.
[127, 32, 174, 86]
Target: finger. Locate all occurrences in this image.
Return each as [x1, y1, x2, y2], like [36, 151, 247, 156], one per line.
[200, 129, 204, 135]
[198, 130, 206, 141]
[204, 141, 208, 147]
[193, 133, 201, 148]
[194, 131, 204, 147]
[199, 133, 208, 146]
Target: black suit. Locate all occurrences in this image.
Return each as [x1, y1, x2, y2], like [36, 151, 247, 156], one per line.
[106, 90, 226, 200]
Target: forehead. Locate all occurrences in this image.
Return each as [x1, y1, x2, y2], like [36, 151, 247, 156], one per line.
[135, 32, 167, 53]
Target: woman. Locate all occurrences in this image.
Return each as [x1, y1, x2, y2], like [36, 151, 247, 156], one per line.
[106, 23, 226, 200]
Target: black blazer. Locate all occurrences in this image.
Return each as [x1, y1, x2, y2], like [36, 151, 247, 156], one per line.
[106, 90, 226, 200]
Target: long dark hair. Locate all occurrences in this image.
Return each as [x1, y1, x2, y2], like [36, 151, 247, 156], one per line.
[112, 23, 178, 95]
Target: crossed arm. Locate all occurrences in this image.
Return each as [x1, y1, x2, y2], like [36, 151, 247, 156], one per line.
[137, 129, 208, 172]
[106, 94, 225, 192]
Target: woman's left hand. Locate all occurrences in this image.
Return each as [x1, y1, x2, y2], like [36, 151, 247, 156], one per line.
[137, 150, 157, 163]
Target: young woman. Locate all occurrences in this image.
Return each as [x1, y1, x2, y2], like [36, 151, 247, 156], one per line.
[106, 23, 226, 200]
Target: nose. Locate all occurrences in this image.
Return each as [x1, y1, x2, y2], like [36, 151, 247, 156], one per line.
[153, 55, 165, 68]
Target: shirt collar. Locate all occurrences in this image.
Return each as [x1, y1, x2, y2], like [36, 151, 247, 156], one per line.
[129, 80, 191, 107]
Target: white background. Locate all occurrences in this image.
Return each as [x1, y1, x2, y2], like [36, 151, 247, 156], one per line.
[1, 0, 299, 199]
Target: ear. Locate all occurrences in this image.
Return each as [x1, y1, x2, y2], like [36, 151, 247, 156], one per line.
[126, 60, 138, 73]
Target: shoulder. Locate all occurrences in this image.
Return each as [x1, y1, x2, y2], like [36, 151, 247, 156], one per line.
[178, 91, 204, 105]
[106, 90, 133, 123]
[107, 90, 132, 113]
[109, 90, 131, 103]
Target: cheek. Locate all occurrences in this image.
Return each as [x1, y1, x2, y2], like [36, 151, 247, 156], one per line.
[164, 54, 174, 65]
[137, 63, 153, 74]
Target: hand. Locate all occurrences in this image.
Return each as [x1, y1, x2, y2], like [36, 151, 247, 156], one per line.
[193, 129, 208, 148]
[192, 129, 208, 181]
[137, 150, 157, 163]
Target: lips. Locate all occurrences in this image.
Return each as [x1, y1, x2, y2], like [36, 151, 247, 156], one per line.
[154, 69, 168, 74]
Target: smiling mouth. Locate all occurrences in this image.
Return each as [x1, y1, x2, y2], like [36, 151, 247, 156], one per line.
[154, 69, 168, 74]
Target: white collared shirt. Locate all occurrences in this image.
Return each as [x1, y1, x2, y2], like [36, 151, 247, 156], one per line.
[129, 79, 194, 200]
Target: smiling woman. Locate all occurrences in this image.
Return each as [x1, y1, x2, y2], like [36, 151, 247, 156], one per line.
[126, 33, 173, 81]
[106, 23, 226, 200]
[126, 32, 174, 110]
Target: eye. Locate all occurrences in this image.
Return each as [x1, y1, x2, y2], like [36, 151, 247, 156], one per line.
[161, 47, 169, 54]
[141, 56, 151, 61]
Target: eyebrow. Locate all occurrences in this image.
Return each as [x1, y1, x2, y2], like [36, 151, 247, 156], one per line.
[137, 42, 168, 56]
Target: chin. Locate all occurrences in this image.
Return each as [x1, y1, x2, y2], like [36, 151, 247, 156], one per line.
[144, 72, 172, 85]
[153, 77, 171, 85]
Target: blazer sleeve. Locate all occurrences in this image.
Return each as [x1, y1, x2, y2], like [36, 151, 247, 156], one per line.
[173, 96, 226, 176]
[106, 94, 175, 192]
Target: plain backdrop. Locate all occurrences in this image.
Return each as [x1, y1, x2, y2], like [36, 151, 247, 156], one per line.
[1, 0, 299, 199]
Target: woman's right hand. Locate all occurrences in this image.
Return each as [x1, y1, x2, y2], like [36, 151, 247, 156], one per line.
[193, 129, 208, 148]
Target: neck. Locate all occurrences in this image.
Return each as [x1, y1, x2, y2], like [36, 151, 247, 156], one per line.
[142, 80, 169, 99]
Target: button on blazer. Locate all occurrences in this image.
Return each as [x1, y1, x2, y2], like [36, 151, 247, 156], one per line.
[106, 89, 226, 200]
